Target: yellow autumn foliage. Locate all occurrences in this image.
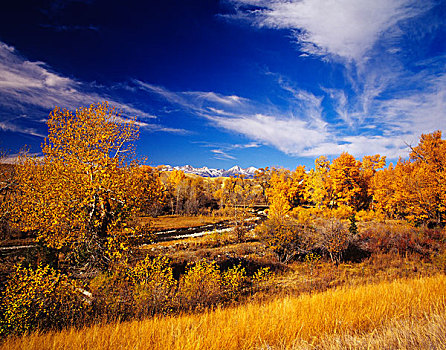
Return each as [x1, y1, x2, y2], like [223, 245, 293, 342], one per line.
[0, 264, 87, 337]
[8, 102, 161, 264]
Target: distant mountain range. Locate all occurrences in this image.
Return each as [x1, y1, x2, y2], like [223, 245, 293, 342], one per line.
[159, 165, 259, 178]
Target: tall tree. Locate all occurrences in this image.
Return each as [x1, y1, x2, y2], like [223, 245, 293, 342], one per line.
[306, 156, 330, 209]
[359, 154, 386, 210]
[328, 152, 362, 210]
[372, 131, 446, 225]
[9, 102, 150, 266]
[266, 166, 307, 216]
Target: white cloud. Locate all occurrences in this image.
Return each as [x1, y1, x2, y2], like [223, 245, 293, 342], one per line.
[0, 44, 155, 119]
[299, 136, 407, 158]
[229, 0, 430, 62]
[135, 81, 248, 112]
[233, 142, 261, 149]
[0, 121, 46, 138]
[197, 141, 261, 160]
[227, 0, 442, 150]
[137, 79, 330, 156]
[211, 149, 236, 160]
[0, 42, 189, 139]
[184, 91, 248, 105]
[138, 69, 446, 160]
[135, 80, 193, 109]
[206, 113, 328, 156]
[377, 73, 446, 136]
[143, 124, 190, 134]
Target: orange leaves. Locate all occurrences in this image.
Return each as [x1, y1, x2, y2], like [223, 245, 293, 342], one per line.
[266, 153, 384, 216]
[327, 152, 362, 209]
[266, 167, 307, 216]
[166, 169, 186, 187]
[9, 102, 153, 261]
[371, 131, 446, 225]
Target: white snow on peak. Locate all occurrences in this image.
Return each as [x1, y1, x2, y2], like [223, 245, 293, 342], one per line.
[159, 164, 258, 178]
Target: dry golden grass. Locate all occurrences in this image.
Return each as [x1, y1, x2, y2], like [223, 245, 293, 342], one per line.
[139, 215, 230, 231]
[292, 310, 446, 349]
[3, 274, 446, 350]
[273, 253, 440, 297]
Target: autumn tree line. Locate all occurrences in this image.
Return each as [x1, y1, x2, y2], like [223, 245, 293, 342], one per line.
[0, 102, 445, 337]
[139, 129, 446, 234]
[259, 130, 446, 228]
[1, 102, 445, 266]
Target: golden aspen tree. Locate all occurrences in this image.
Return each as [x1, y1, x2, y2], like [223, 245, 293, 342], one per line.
[9, 102, 149, 266]
[371, 162, 398, 216]
[254, 167, 272, 204]
[0, 155, 16, 234]
[408, 131, 446, 224]
[359, 154, 386, 210]
[306, 156, 330, 209]
[138, 166, 167, 216]
[266, 166, 307, 216]
[214, 175, 255, 240]
[165, 169, 186, 214]
[328, 152, 362, 210]
[372, 131, 446, 225]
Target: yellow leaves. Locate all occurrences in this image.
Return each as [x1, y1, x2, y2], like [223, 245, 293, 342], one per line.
[166, 169, 186, 187]
[252, 267, 272, 285]
[266, 167, 308, 216]
[327, 152, 362, 209]
[9, 102, 154, 261]
[222, 264, 247, 299]
[0, 264, 87, 337]
[370, 131, 446, 225]
[178, 259, 222, 307]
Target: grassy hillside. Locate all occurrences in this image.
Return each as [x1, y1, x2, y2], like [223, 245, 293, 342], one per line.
[3, 274, 445, 350]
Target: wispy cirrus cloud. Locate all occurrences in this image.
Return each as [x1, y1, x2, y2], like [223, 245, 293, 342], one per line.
[227, 0, 431, 62]
[136, 61, 446, 160]
[201, 141, 260, 160]
[210, 149, 236, 160]
[113, 116, 190, 135]
[300, 136, 407, 158]
[0, 42, 156, 119]
[206, 113, 328, 156]
[222, 0, 445, 161]
[0, 120, 45, 138]
[136, 79, 331, 157]
[183, 91, 248, 106]
[377, 72, 446, 136]
[135, 80, 248, 111]
[0, 42, 187, 138]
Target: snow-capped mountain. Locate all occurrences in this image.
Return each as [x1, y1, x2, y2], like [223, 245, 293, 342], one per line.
[159, 165, 259, 178]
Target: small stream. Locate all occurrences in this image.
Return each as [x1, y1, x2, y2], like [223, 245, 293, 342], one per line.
[0, 211, 267, 252]
[154, 216, 263, 242]
[154, 220, 232, 241]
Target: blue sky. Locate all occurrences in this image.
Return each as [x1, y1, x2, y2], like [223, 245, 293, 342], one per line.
[0, 0, 445, 169]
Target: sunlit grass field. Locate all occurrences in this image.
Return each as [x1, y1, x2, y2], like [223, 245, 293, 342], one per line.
[139, 215, 230, 231]
[3, 274, 445, 350]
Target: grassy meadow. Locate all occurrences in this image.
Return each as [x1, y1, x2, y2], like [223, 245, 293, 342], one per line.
[2, 274, 445, 349]
[139, 215, 230, 231]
